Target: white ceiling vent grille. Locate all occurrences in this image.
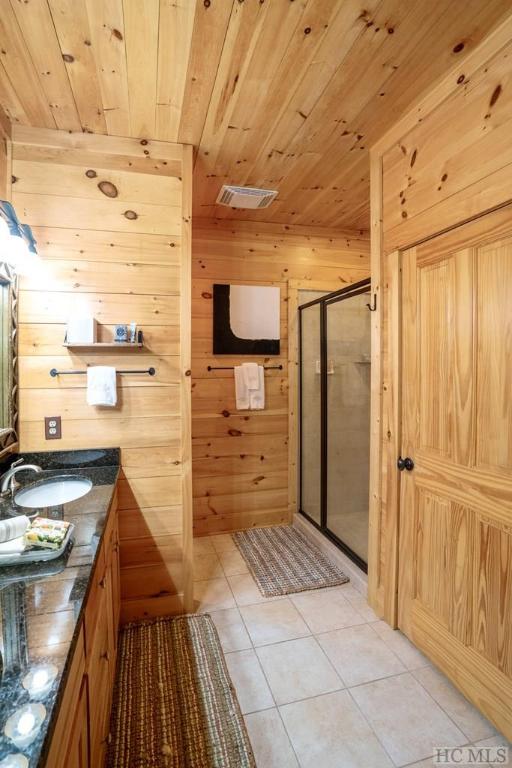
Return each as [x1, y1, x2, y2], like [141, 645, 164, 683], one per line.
[216, 185, 278, 209]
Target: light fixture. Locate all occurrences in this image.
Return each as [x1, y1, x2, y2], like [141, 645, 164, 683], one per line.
[4, 703, 46, 749]
[0, 754, 29, 768]
[22, 664, 58, 700]
[0, 200, 38, 270]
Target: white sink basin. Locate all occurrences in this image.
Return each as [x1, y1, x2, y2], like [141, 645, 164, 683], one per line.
[14, 476, 93, 509]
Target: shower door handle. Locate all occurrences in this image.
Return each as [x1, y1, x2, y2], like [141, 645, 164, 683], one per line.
[397, 456, 414, 472]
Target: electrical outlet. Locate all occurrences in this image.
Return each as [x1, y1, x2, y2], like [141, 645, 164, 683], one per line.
[45, 416, 61, 440]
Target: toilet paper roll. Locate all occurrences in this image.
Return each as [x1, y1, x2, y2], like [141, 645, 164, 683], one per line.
[0, 515, 30, 543]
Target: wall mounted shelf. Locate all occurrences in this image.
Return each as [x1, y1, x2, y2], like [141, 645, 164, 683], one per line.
[63, 342, 144, 349]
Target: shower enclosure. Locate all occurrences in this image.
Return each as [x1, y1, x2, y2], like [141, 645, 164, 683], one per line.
[298, 279, 371, 571]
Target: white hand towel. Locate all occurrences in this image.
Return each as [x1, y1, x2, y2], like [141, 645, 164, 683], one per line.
[248, 365, 265, 410]
[87, 366, 117, 407]
[0, 515, 29, 543]
[242, 362, 260, 390]
[234, 366, 250, 410]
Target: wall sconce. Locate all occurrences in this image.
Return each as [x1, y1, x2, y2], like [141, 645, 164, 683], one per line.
[3, 703, 46, 749]
[21, 663, 58, 700]
[0, 200, 38, 271]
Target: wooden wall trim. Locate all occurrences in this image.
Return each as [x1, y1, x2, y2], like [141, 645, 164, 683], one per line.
[0, 104, 11, 201]
[180, 144, 193, 612]
[193, 217, 370, 243]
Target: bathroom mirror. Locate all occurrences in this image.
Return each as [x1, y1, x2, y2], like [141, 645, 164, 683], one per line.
[0, 261, 18, 458]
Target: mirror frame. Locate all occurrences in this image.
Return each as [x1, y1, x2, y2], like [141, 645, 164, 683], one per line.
[0, 261, 18, 458]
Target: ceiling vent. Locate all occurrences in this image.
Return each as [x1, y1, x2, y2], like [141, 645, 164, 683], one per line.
[216, 185, 278, 209]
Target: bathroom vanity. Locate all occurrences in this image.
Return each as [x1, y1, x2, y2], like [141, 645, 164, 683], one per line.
[0, 448, 120, 767]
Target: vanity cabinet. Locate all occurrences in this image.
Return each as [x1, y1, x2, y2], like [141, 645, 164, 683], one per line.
[46, 495, 120, 768]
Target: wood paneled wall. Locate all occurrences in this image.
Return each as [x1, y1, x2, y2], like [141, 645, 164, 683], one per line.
[0, 104, 10, 199]
[191, 219, 370, 536]
[11, 126, 192, 621]
[368, 11, 512, 623]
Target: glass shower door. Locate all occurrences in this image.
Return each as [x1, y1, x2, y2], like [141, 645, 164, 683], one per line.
[325, 292, 370, 564]
[299, 298, 322, 525]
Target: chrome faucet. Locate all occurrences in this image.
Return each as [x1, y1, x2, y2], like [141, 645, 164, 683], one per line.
[0, 458, 43, 497]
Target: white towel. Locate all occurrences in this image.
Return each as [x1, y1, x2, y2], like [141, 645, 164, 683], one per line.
[234, 366, 250, 410]
[242, 362, 260, 390]
[0, 515, 29, 543]
[87, 366, 117, 407]
[248, 365, 265, 410]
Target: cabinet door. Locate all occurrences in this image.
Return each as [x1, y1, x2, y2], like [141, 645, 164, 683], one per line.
[66, 678, 89, 768]
[88, 574, 113, 768]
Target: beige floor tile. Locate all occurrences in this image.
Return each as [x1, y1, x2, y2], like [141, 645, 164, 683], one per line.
[280, 690, 394, 768]
[192, 536, 215, 555]
[473, 734, 512, 749]
[256, 636, 343, 705]
[209, 606, 252, 652]
[219, 549, 249, 576]
[193, 577, 235, 612]
[241, 599, 310, 647]
[244, 709, 299, 768]
[338, 584, 381, 622]
[351, 672, 467, 766]
[211, 533, 238, 553]
[291, 588, 366, 634]
[406, 755, 490, 768]
[413, 666, 497, 742]
[224, 649, 274, 715]
[193, 552, 224, 581]
[228, 573, 281, 606]
[372, 620, 430, 670]
[317, 623, 405, 686]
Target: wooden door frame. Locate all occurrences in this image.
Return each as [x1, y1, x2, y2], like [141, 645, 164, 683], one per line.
[287, 279, 349, 520]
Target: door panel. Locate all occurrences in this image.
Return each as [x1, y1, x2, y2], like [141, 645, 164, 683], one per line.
[399, 208, 512, 738]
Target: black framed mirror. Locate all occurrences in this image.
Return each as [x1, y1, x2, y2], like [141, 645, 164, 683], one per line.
[0, 261, 18, 458]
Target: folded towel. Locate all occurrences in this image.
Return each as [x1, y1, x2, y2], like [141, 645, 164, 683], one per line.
[87, 366, 117, 407]
[234, 366, 250, 410]
[0, 515, 30, 543]
[0, 536, 26, 556]
[242, 362, 260, 390]
[248, 365, 265, 410]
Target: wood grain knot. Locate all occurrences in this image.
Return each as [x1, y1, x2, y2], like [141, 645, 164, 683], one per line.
[201, 291, 212, 299]
[98, 180, 118, 198]
[453, 42, 464, 53]
[222, 410, 230, 418]
[228, 429, 242, 437]
[123, 210, 138, 220]
[489, 84, 502, 108]
[185, 369, 192, 377]
[62, 53, 74, 63]
[85, 169, 97, 178]
[112, 28, 123, 41]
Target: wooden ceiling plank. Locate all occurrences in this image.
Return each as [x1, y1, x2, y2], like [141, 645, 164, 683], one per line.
[84, 0, 130, 136]
[123, 0, 159, 139]
[202, 0, 312, 186]
[0, 2, 55, 127]
[155, 0, 196, 143]
[9, 0, 81, 131]
[218, 0, 379, 193]
[177, 0, 234, 147]
[0, 60, 29, 126]
[47, 0, 108, 134]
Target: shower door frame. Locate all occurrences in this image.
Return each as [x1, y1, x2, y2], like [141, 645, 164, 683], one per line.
[298, 277, 371, 573]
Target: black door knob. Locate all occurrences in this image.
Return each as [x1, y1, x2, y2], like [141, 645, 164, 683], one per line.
[397, 456, 414, 471]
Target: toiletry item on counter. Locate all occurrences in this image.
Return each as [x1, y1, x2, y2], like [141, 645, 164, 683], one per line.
[129, 322, 137, 343]
[66, 316, 97, 344]
[0, 515, 30, 543]
[86, 366, 117, 407]
[137, 329, 143, 344]
[25, 518, 70, 550]
[114, 324, 128, 342]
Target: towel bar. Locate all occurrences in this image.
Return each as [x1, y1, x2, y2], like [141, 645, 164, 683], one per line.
[50, 367, 156, 377]
[207, 364, 283, 372]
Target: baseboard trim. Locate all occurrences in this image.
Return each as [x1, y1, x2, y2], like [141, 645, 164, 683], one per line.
[293, 513, 368, 596]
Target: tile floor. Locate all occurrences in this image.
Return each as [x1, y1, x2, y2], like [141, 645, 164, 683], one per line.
[193, 533, 510, 768]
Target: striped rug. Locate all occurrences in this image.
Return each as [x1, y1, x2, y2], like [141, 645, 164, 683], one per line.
[107, 614, 255, 768]
[233, 525, 349, 597]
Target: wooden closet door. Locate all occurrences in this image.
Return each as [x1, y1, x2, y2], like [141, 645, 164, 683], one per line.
[398, 206, 512, 738]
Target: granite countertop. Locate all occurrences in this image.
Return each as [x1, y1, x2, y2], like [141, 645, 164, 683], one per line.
[0, 448, 120, 768]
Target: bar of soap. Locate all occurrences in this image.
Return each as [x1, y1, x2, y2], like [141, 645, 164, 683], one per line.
[24, 517, 70, 550]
